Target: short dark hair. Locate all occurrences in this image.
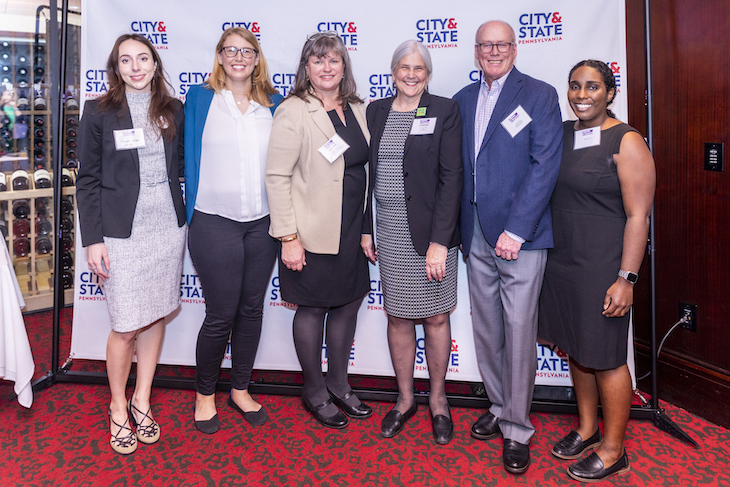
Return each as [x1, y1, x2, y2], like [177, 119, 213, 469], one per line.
[568, 59, 617, 118]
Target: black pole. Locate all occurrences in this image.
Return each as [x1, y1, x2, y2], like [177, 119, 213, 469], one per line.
[32, 0, 70, 393]
[643, 0, 659, 412]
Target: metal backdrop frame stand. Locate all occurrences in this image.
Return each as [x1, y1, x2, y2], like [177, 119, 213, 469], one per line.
[31, 0, 696, 447]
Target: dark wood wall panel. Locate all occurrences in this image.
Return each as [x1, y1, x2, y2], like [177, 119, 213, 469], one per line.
[624, 0, 651, 347]
[650, 0, 730, 371]
[625, 0, 730, 397]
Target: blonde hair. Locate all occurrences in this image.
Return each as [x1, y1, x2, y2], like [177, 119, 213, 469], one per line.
[206, 27, 277, 106]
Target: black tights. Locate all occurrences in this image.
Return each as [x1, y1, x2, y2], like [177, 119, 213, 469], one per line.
[293, 297, 364, 416]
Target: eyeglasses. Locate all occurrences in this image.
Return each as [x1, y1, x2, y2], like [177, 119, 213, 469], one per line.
[476, 42, 514, 54]
[220, 46, 257, 59]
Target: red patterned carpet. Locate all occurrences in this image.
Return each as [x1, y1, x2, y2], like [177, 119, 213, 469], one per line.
[1, 309, 729, 486]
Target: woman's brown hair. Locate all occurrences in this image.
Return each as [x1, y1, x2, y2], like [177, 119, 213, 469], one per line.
[99, 34, 177, 141]
[289, 32, 362, 107]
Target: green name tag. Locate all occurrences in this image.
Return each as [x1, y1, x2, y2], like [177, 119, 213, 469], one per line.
[416, 107, 427, 117]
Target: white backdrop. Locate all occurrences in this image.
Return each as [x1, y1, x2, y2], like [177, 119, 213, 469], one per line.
[72, 0, 633, 387]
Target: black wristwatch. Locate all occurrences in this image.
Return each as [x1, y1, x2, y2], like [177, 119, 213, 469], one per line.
[618, 269, 638, 284]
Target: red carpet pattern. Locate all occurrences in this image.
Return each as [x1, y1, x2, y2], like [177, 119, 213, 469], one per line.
[1, 309, 728, 486]
[2, 382, 730, 486]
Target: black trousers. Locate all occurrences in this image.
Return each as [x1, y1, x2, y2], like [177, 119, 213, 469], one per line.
[188, 210, 278, 395]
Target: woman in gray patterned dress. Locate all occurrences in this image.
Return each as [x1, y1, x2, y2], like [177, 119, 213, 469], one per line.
[362, 40, 462, 444]
[77, 34, 186, 455]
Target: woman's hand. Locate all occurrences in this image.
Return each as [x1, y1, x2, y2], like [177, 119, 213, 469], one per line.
[360, 234, 377, 264]
[425, 242, 448, 282]
[281, 237, 306, 272]
[87, 242, 110, 281]
[602, 278, 634, 318]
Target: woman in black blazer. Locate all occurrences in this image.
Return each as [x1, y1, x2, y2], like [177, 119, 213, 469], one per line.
[361, 40, 463, 444]
[76, 34, 185, 455]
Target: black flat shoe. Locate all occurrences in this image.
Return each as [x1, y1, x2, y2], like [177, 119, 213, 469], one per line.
[552, 429, 602, 460]
[432, 415, 454, 445]
[328, 388, 373, 419]
[302, 395, 348, 429]
[381, 403, 418, 438]
[568, 451, 630, 482]
[471, 411, 500, 440]
[194, 412, 220, 434]
[503, 439, 530, 474]
[228, 397, 268, 426]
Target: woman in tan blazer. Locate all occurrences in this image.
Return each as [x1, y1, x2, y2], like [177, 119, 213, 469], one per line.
[265, 32, 371, 429]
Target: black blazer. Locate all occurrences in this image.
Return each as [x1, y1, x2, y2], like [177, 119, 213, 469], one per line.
[76, 97, 185, 247]
[364, 92, 463, 255]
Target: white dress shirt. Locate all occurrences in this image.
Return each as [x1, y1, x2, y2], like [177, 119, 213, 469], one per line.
[195, 90, 273, 222]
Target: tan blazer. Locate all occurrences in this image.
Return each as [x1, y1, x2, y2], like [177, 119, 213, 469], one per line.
[265, 95, 370, 254]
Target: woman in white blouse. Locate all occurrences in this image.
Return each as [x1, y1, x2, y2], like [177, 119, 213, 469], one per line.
[184, 27, 282, 434]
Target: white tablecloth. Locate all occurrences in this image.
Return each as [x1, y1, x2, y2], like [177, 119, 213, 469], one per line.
[0, 242, 34, 407]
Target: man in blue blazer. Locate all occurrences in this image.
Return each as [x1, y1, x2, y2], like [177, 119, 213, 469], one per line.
[453, 20, 563, 474]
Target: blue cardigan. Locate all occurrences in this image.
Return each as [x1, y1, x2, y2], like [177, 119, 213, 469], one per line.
[183, 84, 283, 224]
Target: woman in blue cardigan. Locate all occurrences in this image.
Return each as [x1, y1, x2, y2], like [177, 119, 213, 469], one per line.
[184, 27, 282, 434]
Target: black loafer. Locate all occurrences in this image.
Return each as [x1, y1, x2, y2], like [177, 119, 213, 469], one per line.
[328, 388, 373, 419]
[302, 395, 348, 429]
[228, 397, 268, 426]
[194, 413, 220, 434]
[503, 439, 530, 474]
[381, 403, 418, 438]
[568, 451, 630, 482]
[471, 411, 500, 440]
[552, 429, 602, 460]
[432, 415, 454, 445]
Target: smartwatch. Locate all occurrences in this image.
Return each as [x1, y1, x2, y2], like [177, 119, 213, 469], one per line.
[618, 269, 639, 284]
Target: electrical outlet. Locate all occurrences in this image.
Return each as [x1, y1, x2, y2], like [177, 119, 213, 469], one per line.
[679, 302, 697, 332]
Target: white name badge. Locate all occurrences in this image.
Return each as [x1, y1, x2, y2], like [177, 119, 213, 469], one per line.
[113, 128, 146, 150]
[501, 105, 532, 138]
[573, 127, 601, 150]
[410, 117, 437, 135]
[318, 133, 350, 164]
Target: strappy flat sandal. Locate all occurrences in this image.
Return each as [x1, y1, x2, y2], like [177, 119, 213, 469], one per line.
[109, 408, 137, 454]
[128, 399, 161, 444]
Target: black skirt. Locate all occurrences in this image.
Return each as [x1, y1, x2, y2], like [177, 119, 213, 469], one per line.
[279, 107, 370, 308]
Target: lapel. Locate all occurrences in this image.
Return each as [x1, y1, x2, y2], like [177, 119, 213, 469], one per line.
[403, 92, 433, 158]
[306, 96, 336, 140]
[194, 87, 214, 177]
[350, 102, 370, 144]
[115, 99, 140, 174]
[479, 68, 523, 155]
[163, 123, 174, 178]
[369, 97, 395, 176]
[371, 97, 394, 168]
[463, 82, 480, 167]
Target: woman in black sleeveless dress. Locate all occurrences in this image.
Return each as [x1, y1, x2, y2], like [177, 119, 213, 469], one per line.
[538, 60, 656, 482]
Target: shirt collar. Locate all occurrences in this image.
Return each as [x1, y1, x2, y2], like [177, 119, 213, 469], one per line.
[481, 67, 513, 92]
[221, 89, 261, 114]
